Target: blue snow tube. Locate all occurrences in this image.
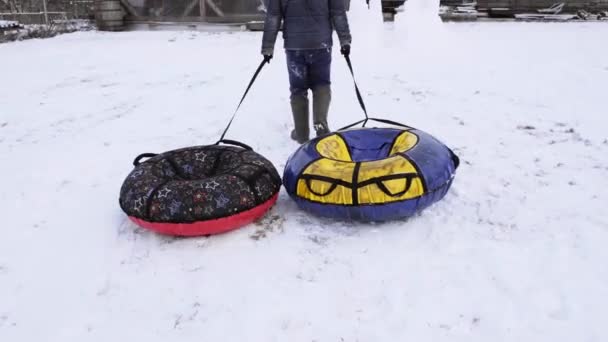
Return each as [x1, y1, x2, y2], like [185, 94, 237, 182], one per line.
[283, 121, 459, 221]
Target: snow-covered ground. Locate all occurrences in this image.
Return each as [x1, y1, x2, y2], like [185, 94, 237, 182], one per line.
[1, 1, 608, 341]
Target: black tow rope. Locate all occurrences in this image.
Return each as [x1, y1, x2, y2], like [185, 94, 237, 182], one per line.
[340, 53, 460, 170]
[217, 58, 268, 144]
[132, 58, 266, 167]
[340, 54, 415, 131]
[343, 54, 370, 127]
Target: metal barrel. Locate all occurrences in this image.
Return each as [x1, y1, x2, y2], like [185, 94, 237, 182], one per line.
[95, 0, 124, 31]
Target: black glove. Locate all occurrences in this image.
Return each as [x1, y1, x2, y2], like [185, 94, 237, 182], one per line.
[340, 45, 351, 57]
[263, 54, 273, 64]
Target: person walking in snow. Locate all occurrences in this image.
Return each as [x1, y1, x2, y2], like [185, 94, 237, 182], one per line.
[261, 0, 352, 144]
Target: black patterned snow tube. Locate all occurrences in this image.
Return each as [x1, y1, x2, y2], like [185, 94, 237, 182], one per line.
[119, 141, 281, 236]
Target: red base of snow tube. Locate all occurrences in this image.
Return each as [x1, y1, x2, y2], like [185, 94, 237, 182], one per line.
[129, 193, 279, 236]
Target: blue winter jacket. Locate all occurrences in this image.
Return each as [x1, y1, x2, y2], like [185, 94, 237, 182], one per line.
[261, 0, 352, 55]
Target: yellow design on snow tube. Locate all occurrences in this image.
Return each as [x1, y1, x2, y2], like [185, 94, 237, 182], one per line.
[356, 155, 424, 204]
[315, 134, 352, 161]
[297, 130, 425, 205]
[390, 131, 419, 156]
[297, 159, 355, 205]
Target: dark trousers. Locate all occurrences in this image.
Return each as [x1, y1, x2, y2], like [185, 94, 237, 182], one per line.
[285, 48, 332, 97]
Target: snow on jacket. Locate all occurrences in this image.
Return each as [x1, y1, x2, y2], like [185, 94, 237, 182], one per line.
[261, 0, 352, 55]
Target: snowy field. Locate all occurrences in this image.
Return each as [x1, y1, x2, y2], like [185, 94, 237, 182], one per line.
[1, 1, 608, 341]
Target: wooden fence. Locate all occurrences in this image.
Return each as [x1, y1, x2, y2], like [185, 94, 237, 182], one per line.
[0, 0, 94, 25]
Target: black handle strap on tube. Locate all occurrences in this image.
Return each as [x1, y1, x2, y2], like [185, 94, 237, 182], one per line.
[339, 118, 368, 131]
[450, 149, 461, 170]
[132, 140, 253, 168]
[367, 118, 413, 129]
[216, 139, 253, 151]
[338, 118, 414, 131]
[217, 58, 268, 144]
[133, 153, 158, 166]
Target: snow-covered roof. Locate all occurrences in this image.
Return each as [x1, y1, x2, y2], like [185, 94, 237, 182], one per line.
[0, 20, 20, 29]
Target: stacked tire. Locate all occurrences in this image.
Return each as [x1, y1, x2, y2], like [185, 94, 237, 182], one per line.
[95, 0, 124, 32]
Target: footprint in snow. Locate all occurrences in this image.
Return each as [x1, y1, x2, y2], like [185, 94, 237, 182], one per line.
[250, 214, 284, 240]
[0, 315, 8, 327]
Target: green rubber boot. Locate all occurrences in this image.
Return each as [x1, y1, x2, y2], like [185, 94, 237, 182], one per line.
[312, 85, 331, 137]
[290, 93, 310, 144]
